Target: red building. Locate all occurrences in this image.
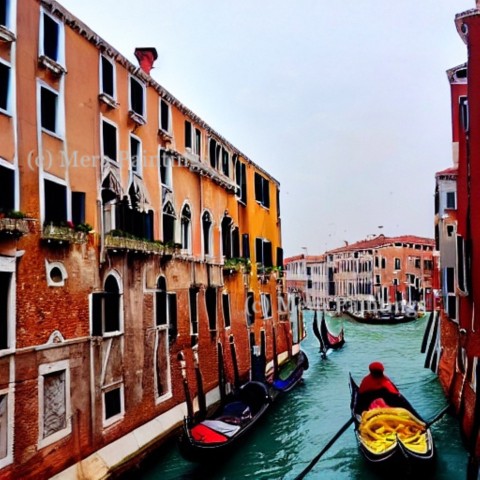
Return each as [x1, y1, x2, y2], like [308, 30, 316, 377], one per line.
[435, 3, 480, 474]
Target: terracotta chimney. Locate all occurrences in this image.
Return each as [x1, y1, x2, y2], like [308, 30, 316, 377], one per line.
[134, 47, 158, 74]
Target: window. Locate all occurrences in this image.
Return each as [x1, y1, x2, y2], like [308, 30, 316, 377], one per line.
[206, 287, 217, 331]
[246, 291, 255, 326]
[154, 277, 172, 400]
[254, 172, 270, 208]
[0, 272, 12, 350]
[414, 257, 421, 269]
[394, 258, 401, 270]
[102, 119, 117, 162]
[459, 96, 469, 133]
[71, 191, 86, 226]
[221, 148, 229, 176]
[235, 157, 247, 205]
[162, 202, 175, 244]
[159, 149, 172, 188]
[103, 384, 124, 425]
[129, 76, 145, 119]
[222, 293, 231, 328]
[38, 361, 71, 448]
[181, 204, 192, 253]
[446, 191, 456, 210]
[40, 11, 64, 67]
[160, 99, 171, 133]
[202, 211, 213, 256]
[0, 1, 6, 27]
[443, 267, 456, 320]
[194, 128, 201, 157]
[185, 121, 192, 150]
[381, 258, 386, 269]
[261, 293, 272, 319]
[100, 55, 116, 100]
[189, 287, 199, 347]
[457, 236, 469, 295]
[0, 0, 14, 31]
[130, 135, 142, 176]
[221, 216, 232, 259]
[255, 238, 272, 267]
[40, 85, 60, 135]
[209, 138, 220, 169]
[91, 274, 122, 336]
[0, 61, 11, 114]
[44, 178, 67, 224]
[242, 233, 250, 259]
[0, 392, 10, 465]
[0, 164, 14, 213]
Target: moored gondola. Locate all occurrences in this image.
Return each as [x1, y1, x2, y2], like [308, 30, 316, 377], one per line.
[178, 380, 272, 462]
[268, 349, 309, 393]
[349, 374, 435, 475]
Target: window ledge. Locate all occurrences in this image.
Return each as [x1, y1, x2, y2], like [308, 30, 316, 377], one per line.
[99, 93, 119, 109]
[38, 55, 66, 76]
[0, 108, 12, 118]
[0, 25, 15, 43]
[128, 110, 146, 126]
[158, 129, 173, 143]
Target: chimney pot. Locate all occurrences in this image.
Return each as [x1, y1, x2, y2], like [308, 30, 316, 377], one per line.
[134, 47, 158, 74]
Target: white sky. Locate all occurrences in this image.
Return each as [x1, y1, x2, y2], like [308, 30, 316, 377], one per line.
[59, 0, 474, 256]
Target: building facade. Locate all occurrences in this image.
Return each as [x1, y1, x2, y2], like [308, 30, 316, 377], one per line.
[0, 1, 302, 478]
[286, 235, 436, 313]
[434, 3, 480, 473]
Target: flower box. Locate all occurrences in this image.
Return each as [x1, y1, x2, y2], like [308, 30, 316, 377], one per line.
[0, 218, 30, 237]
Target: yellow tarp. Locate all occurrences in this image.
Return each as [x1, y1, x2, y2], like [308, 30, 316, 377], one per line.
[358, 407, 428, 454]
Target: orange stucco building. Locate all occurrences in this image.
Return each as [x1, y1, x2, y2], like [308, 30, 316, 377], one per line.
[0, 1, 302, 477]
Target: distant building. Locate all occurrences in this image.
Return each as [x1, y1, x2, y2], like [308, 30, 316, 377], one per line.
[0, 1, 302, 478]
[285, 235, 436, 313]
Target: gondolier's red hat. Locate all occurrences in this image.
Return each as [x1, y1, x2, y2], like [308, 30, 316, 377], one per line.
[369, 361, 384, 373]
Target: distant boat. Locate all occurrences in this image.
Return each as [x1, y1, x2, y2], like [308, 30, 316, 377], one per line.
[313, 311, 345, 357]
[344, 310, 416, 325]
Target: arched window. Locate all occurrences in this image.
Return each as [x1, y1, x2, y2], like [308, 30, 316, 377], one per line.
[181, 204, 192, 253]
[202, 211, 212, 256]
[92, 273, 122, 336]
[163, 202, 175, 244]
[104, 275, 120, 332]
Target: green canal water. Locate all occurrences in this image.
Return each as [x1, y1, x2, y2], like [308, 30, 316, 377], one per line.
[134, 312, 468, 479]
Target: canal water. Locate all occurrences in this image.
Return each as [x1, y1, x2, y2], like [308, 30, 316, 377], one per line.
[135, 312, 468, 479]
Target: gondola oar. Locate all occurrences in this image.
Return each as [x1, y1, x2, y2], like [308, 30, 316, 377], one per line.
[293, 417, 354, 480]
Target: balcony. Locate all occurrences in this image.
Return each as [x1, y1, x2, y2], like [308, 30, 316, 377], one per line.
[104, 232, 179, 256]
[42, 223, 91, 245]
[223, 257, 251, 276]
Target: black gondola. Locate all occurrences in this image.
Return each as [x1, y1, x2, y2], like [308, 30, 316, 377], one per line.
[268, 349, 309, 393]
[344, 310, 416, 325]
[178, 380, 272, 462]
[313, 311, 345, 357]
[349, 374, 435, 475]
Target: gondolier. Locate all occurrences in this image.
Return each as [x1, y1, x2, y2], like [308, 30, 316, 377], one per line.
[359, 361, 399, 396]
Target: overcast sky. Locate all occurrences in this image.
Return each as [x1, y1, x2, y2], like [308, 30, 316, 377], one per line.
[60, 0, 473, 256]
